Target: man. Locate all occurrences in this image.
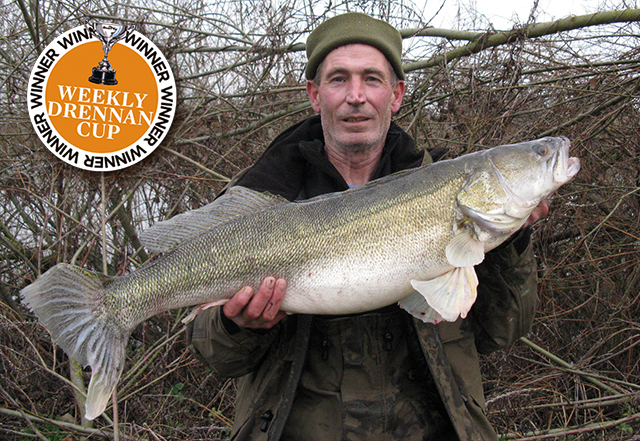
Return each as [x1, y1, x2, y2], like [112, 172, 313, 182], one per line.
[188, 12, 545, 441]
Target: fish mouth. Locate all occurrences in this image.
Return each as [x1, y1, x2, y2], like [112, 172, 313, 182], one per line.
[554, 137, 581, 184]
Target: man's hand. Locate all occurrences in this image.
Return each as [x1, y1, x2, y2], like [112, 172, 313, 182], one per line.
[523, 200, 549, 228]
[223, 277, 287, 330]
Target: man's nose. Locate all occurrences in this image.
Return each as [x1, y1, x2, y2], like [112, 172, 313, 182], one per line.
[345, 79, 366, 104]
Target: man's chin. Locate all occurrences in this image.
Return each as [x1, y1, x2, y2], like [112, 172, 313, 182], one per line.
[336, 135, 378, 152]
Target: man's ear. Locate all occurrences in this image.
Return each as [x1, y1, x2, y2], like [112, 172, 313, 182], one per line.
[307, 80, 322, 113]
[391, 80, 405, 113]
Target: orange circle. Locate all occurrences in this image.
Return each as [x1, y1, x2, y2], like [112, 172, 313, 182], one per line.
[46, 41, 158, 154]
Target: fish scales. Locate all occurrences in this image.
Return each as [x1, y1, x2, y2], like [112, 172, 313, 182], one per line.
[106, 165, 462, 323]
[21, 136, 580, 420]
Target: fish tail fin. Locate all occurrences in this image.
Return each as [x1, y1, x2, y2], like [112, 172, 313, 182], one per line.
[21, 263, 129, 420]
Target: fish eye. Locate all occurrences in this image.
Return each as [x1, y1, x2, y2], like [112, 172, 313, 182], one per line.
[534, 145, 549, 156]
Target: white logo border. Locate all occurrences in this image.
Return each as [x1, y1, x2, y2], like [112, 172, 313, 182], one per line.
[27, 25, 177, 172]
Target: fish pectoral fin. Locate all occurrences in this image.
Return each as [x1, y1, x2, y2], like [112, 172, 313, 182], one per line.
[409, 266, 479, 322]
[445, 230, 485, 267]
[398, 292, 444, 324]
[182, 299, 229, 324]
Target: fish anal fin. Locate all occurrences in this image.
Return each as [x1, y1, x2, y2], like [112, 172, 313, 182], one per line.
[410, 266, 479, 323]
[398, 292, 444, 324]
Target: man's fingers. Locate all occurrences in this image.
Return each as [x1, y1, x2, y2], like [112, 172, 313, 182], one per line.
[523, 200, 550, 227]
[263, 278, 286, 321]
[223, 277, 288, 329]
[244, 277, 275, 319]
[223, 286, 253, 318]
[536, 200, 550, 221]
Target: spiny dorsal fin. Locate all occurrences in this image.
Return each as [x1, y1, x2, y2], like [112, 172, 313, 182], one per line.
[140, 186, 288, 252]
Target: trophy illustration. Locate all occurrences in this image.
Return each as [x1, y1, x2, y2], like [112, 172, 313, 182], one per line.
[87, 21, 130, 85]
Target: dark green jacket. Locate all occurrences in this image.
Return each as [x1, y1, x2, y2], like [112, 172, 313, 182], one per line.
[187, 116, 538, 440]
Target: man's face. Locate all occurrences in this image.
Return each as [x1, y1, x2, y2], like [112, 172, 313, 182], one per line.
[306, 44, 405, 153]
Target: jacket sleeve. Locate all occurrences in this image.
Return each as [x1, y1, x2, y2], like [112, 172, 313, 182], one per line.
[186, 306, 283, 377]
[469, 227, 538, 354]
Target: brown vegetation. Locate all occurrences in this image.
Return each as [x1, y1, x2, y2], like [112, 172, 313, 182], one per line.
[1, 1, 639, 439]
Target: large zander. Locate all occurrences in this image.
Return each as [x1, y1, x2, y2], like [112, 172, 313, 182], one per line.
[21, 136, 580, 421]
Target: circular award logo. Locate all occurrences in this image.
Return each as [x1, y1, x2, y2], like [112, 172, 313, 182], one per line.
[27, 22, 177, 171]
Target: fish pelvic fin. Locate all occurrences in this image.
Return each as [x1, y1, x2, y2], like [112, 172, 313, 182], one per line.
[20, 263, 129, 421]
[407, 266, 479, 323]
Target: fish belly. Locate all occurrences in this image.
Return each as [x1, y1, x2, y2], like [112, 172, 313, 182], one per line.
[279, 253, 446, 315]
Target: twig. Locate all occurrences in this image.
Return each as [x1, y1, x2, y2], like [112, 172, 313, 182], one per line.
[159, 146, 230, 182]
[501, 412, 640, 440]
[0, 407, 110, 438]
[520, 337, 621, 395]
[69, 358, 92, 429]
[490, 392, 640, 413]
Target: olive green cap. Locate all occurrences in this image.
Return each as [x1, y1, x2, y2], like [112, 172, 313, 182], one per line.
[305, 12, 404, 81]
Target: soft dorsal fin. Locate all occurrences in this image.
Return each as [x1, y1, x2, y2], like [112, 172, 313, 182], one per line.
[140, 186, 287, 252]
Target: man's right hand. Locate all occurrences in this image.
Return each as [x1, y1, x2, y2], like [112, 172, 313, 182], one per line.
[223, 277, 287, 330]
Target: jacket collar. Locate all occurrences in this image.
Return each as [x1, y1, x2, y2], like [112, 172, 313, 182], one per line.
[296, 115, 424, 184]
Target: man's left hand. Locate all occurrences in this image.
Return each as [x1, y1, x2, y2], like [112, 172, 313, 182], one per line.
[523, 200, 549, 228]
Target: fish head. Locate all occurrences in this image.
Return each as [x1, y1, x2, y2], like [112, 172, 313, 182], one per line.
[487, 136, 581, 205]
[457, 136, 580, 238]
